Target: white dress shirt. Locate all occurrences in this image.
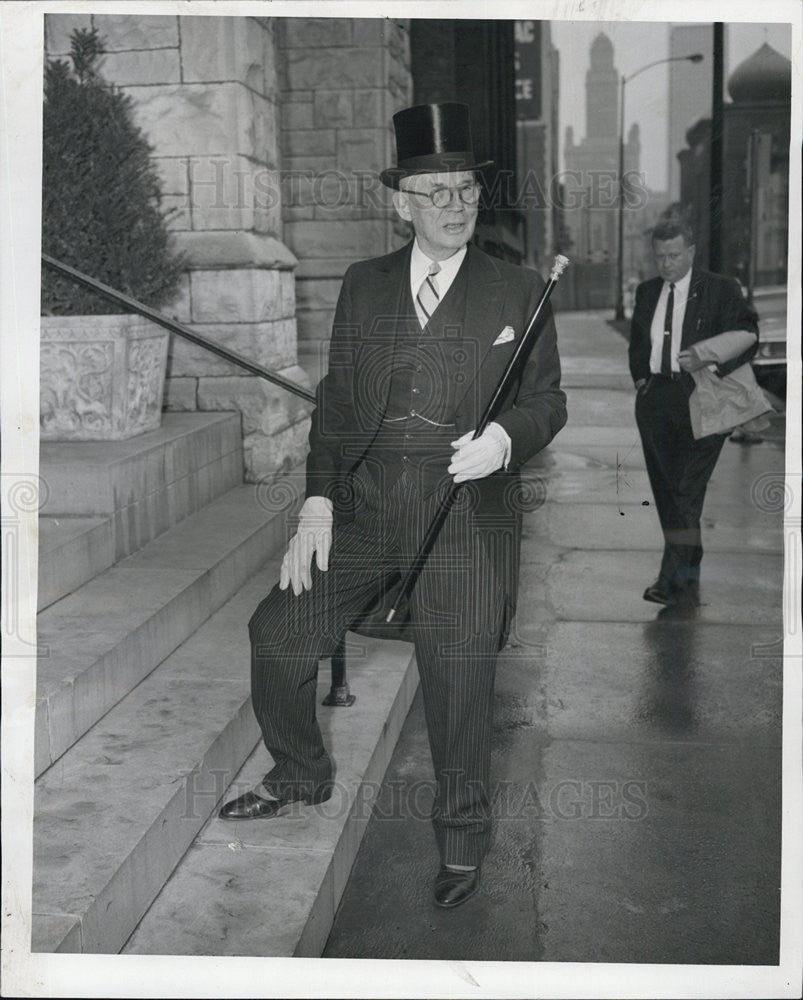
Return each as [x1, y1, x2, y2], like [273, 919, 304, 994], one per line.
[409, 239, 467, 302]
[649, 268, 693, 374]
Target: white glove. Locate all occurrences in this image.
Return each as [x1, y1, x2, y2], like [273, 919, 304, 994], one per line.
[280, 495, 333, 595]
[448, 422, 511, 483]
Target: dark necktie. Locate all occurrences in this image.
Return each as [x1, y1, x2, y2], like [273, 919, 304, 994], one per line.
[660, 282, 675, 376]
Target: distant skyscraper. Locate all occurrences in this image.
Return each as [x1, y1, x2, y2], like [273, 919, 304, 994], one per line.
[667, 24, 713, 200]
[585, 32, 618, 138]
[564, 32, 638, 267]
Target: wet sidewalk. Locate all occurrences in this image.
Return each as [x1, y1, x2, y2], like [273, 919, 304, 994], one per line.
[323, 310, 785, 965]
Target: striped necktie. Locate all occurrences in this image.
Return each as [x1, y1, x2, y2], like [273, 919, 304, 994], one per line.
[415, 260, 441, 329]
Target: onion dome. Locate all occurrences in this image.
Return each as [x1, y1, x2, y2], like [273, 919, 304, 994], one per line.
[727, 42, 791, 103]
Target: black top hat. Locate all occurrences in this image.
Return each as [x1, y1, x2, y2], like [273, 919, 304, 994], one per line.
[380, 102, 493, 189]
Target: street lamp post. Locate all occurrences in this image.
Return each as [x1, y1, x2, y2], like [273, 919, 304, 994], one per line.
[614, 52, 705, 321]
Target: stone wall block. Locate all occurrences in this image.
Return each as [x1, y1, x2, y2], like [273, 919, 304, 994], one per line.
[167, 318, 296, 377]
[152, 157, 190, 196]
[296, 309, 336, 348]
[314, 91, 353, 128]
[336, 129, 388, 175]
[189, 269, 288, 325]
[165, 272, 191, 324]
[186, 155, 284, 233]
[197, 368, 312, 436]
[162, 194, 191, 231]
[162, 376, 197, 411]
[181, 16, 272, 94]
[279, 272, 296, 319]
[295, 258, 360, 281]
[352, 20, 387, 46]
[281, 103, 314, 130]
[244, 419, 311, 484]
[309, 174, 392, 221]
[286, 129, 336, 158]
[95, 14, 179, 51]
[188, 156, 255, 232]
[295, 278, 342, 312]
[283, 155, 337, 175]
[282, 19, 352, 49]
[285, 49, 383, 90]
[253, 196, 284, 240]
[44, 14, 93, 56]
[131, 83, 266, 160]
[103, 49, 180, 86]
[284, 219, 386, 260]
[172, 231, 297, 271]
[353, 89, 383, 126]
[283, 205, 316, 222]
[247, 89, 279, 168]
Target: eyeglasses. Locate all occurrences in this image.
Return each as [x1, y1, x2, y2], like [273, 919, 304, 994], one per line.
[401, 182, 481, 209]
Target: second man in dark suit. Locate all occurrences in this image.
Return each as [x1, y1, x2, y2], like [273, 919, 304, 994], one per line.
[629, 215, 758, 608]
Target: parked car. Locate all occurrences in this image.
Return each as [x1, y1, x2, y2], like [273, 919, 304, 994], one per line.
[751, 285, 787, 398]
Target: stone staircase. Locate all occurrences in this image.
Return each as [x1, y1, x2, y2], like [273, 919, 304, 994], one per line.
[33, 412, 418, 955]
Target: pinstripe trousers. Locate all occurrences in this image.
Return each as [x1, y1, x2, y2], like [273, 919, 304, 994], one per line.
[248, 464, 507, 866]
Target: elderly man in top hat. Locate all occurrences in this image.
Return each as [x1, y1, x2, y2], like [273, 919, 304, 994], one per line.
[219, 103, 567, 908]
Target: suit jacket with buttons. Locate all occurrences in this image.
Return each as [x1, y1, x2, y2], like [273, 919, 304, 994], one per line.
[628, 267, 759, 388]
[305, 240, 567, 517]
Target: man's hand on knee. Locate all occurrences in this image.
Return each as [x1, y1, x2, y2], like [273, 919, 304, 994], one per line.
[280, 495, 333, 595]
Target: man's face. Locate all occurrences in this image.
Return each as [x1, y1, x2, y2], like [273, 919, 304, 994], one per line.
[392, 170, 479, 260]
[653, 235, 695, 284]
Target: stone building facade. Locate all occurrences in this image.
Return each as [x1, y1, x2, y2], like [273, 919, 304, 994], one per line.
[277, 18, 412, 383]
[677, 43, 791, 287]
[43, 14, 531, 480]
[44, 13, 413, 480]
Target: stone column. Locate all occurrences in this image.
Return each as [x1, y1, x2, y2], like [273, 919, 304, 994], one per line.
[277, 18, 413, 384]
[45, 13, 310, 482]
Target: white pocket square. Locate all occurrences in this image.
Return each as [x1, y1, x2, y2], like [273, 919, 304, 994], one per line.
[492, 326, 515, 346]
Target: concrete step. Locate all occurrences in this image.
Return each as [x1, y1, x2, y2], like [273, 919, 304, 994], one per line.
[32, 568, 271, 954]
[39, 412, 243, 561]
[32, 562, 418, 955]
[35, 479, 301, 777]
[122, 635, 418, 958]
[38, 515, 115, 610]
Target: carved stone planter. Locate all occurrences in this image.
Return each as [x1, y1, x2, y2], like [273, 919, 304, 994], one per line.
[40, 314, 169, 440]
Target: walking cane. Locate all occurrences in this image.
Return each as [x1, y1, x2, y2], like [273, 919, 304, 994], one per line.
[385, 254, 570, 624]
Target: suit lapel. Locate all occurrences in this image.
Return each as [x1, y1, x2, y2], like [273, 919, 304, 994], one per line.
[453, 246, 506, 410]
[369, 241, 414, 342]
[681, 269, 704, 348]
[354, 243, 414, 430]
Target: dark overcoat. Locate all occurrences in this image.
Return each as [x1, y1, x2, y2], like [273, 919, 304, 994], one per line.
[304, 240, 567, 638]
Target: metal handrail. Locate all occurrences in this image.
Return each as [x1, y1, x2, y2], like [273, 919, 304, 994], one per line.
[43, 253, 361, 706]
[41, 254, 317, 404]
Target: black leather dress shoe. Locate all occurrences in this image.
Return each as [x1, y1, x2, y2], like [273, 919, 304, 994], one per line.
[218, 790, 284, 820]
[643, 581, 676, 606]
[218, 781, 332, 820]
[433, 866, 480, 908]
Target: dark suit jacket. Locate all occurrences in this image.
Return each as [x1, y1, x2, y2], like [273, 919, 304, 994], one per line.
[628, 267, 759, 387]
[306, 241, 567, 516]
